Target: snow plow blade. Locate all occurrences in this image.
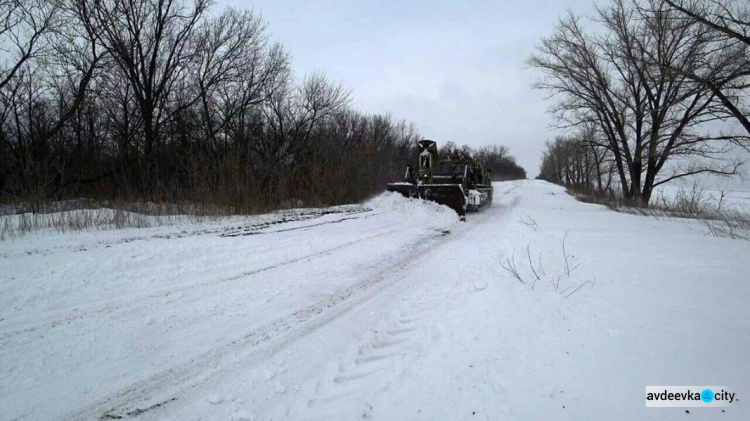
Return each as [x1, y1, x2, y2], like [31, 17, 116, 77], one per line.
[418, 184, 467, 217]
[385, 182, 418, 199]
[387, 182, 467, 217]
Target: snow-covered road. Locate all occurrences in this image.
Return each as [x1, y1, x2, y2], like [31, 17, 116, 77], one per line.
[2, 181, 748, 420]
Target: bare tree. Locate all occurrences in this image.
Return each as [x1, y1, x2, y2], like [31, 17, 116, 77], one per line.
[530, 0, 743, 205]
[192, 8, 288, 148]
[0, 0, 58, 90]
[539, 130, 615, 192]
[663, 0, 750, 138]
[83, 0, 209, 188]
[0, 0, 105, 201]
[253, 71, 350, 203]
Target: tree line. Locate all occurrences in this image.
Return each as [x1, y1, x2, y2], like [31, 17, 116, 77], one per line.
[531, 0, 749, 206]
[0, 0, 527, 213]
[0, 0, 429, 211]
[438, 141, 527, 181]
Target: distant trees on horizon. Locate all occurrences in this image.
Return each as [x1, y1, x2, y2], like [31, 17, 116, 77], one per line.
[437, 141, 527, 181]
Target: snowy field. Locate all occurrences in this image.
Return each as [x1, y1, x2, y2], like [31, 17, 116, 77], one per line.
[1, 180, 748, 420]
[652, 182, 750, 213]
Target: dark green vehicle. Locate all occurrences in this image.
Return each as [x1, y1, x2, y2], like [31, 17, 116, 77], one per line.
[387, 140, 493, 220]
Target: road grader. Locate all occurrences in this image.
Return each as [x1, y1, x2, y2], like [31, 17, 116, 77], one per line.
[386, 140, 493, 220]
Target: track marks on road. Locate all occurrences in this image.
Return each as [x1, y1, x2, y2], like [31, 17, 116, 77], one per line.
[0, 227, 398, 342]
[282, 192, 524, 420]
[297, 293, 444, 420]
[73, 228, 452, 420]
[220, 212, 380, 237]
[86, 188, 520, 420]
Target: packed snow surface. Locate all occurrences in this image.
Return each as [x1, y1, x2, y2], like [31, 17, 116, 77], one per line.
[1, 181, 748, 420]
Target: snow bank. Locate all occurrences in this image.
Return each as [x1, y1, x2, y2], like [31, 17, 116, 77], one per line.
[0, 202, 371, 242]
[365, 191, 459, 227]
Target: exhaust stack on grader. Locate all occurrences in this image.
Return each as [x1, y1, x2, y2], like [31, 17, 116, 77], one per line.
[386, 140, 493, 219]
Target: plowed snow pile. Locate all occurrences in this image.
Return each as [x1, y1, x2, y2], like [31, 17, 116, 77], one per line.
[366, 191, 459, 227]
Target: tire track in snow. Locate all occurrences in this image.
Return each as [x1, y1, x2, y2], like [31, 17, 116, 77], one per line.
[70, 225, 459, 421]
[300, 296, 443, 420]
[168, 191, 519, 420]
[268, 188, 523, 420]
[0, 224, 397, 342]
[219, 212, 383, 237]
[72, 186, 520, 420]
[0, 206, 369, 259]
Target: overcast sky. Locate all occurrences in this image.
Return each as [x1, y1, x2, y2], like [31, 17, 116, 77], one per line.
[219, 0, 602, 177]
